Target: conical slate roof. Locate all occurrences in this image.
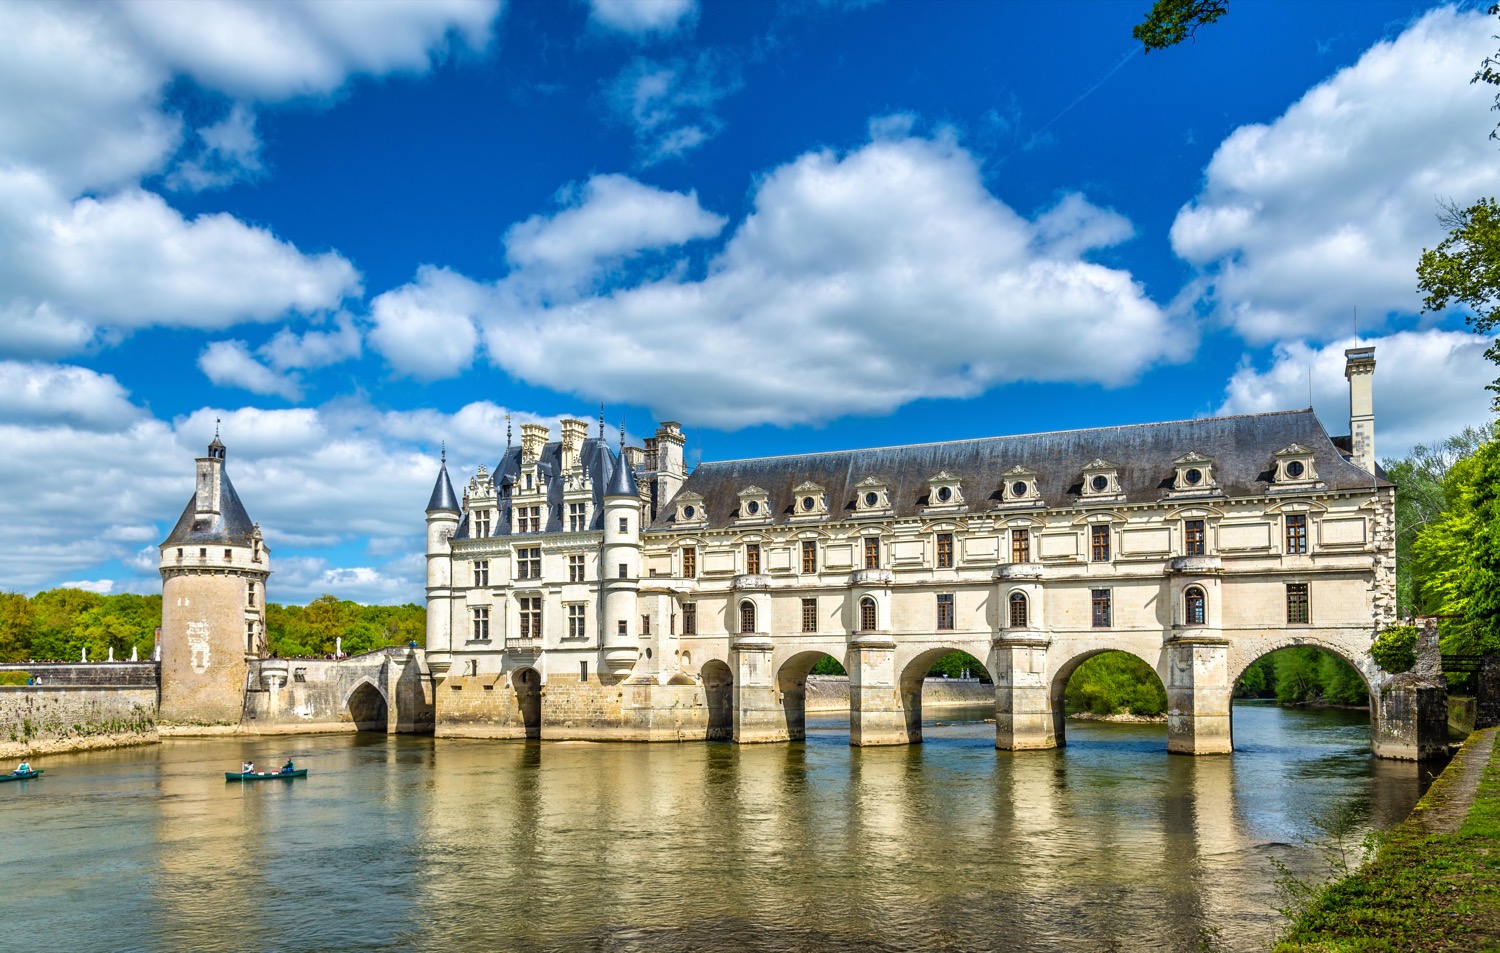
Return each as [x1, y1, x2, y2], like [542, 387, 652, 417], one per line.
[427, 462, 460, 513]
[604, 449, 639, 498]
[162, 465, 258, 546]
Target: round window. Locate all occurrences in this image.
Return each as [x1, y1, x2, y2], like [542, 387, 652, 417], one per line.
[1286, 461, 1305, 479]
[1090, 475, 1109, 492]
[801, 496, 815, 511]
[936, 486, 952, 502]
[1011, 481, 1028, 498]
[682, 505, 695, 519]
[1184, 468, 1202, 486]
[746, 500, 760, 515]
[864, 491, 879, 507]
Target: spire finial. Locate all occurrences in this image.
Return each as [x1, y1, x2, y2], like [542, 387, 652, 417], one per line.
[619, 419, 626, 453]
[214, 417, 220, 440]
[441, 441, 446, 466]
[599, 403, 605, 440]
[506, 414, 512, 449]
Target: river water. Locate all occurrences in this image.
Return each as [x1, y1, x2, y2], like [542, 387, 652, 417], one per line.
[0, 703, 1437, 953]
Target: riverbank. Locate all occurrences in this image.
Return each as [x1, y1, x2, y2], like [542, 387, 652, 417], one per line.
[1274, 726, 1500, 952]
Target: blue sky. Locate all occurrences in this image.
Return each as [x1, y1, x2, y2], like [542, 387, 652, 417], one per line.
[2, 0, 1496, 604]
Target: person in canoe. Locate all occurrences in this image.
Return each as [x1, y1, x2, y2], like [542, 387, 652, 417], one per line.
[241, 760, 254, 775]
[280, 759, 295, 774]
[14, 761, 31, 776]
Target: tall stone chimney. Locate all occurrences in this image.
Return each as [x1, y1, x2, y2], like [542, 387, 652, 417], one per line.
[520, 423, 549, 463]
[653, 421, 687, 507]
[1344, 346, 1376, 474]
[559, 418, 589, 471]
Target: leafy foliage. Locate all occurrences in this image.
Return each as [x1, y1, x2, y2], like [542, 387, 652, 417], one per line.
[1371, 625, 1418, 674]
[1419, 198, 1500, 407]
[1065, 651, 1166, 716]
[809, 655, 846, 676]
[927, 651, 990, 682]
[1234, 648, 1368, 706]
[1131, 0, 1228, 53]
[1475, 4, 1500, 142]
[264, 596, 425, 657]
[1412, 436, 1500, 655]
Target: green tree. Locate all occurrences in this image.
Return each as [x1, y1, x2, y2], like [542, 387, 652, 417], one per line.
[28, 588, 107, 661]
[1132, 0, 1228, 53]
[1065, 652, 1166, 716]
[0, 593, 36, 662]
[1412, 438, 1500, 655]
[1474, 3, 1500, 140]
[927, 651, 990, 682]
[1418, 198, 1500, 407]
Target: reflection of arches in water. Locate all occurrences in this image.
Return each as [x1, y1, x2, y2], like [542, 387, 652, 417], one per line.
[1050, 648, 1165, 748]
[513, 667, 542, 739]
[778, 650, 845, 741]
[346, 681, 388, 732]
[899, 649, 994, 742]
[701, 659, 733, 740]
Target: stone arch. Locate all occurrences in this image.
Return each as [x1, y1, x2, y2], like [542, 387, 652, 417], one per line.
[777, 648, 848, 742]
[1228, 636, 1379, 748]
[512, 666, 543, 739]
[897, 646, 994, 743]
[1048, 646, 1167, 748]
[345, 679, 388, 732]
[700, 658, 734, 741]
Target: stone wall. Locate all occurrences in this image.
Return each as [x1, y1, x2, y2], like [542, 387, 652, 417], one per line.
[0, 662, 158, 687]
[435, 671, 711, 741]
[805, 675, 994, 712]
[241, 648, 434, 735]
[0, 685, 158, 757]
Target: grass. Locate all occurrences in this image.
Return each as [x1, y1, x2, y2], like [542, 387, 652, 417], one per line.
[1274, 731, 1500, 952]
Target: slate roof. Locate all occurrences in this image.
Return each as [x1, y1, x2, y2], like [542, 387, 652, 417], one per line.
[426, 462, 460, 513]
[648, 409, 1390, 531]
[163, 464, 259, 546]
[451, 436, 617, 539]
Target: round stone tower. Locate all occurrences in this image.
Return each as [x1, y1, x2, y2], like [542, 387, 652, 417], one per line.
[600, 450, 641, 680]
[158, 435, 270, 725]
[424, 450, 461, 680]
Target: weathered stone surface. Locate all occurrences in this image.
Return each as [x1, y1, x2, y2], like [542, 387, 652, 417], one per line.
[0, 686, 157, 757]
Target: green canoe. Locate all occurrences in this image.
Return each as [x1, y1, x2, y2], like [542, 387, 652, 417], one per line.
[225, 769, 307, 781]
[0, 769, 43, 783]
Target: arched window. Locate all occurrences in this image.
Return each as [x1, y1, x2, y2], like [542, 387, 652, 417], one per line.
[1184, 586, 1206, 626]
[1008, 591, 1028, 629]
[739, 601, 756, 634]
[859, 596, 878, 632]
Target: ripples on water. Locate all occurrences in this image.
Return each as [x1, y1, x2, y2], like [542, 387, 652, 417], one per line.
[0, 703, 1438, 953]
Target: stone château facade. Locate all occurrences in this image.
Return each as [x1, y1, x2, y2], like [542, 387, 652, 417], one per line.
[422, 348, 1404, 755]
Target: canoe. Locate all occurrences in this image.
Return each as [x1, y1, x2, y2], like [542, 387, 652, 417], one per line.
[225, 769, 307, 781]
[0, 769, 43, 783]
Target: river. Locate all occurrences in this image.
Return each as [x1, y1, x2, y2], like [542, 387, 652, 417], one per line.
[0, 702, 1438, 953]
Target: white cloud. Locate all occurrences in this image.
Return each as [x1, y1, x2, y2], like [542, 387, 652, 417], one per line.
[0, 361, 141, 430]
[199, 340, 304, 400]
[258, 313, 363, 370]
[1172, 7, 1500, 343]
[59, 580, 114, 595]
[166, 103, 264, 192]
[379, 132, 1185, 428]
[1216, 330, 1495, 457]
[606, 52, 742, 163]
[368, 266, 486, 379]
[589, 0, 696, 36]
[503, 173, 726, 283]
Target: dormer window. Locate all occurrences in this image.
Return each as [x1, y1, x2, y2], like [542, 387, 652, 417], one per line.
[1001, 465, 1041, 505]
[736, 486, 772, 523]
[1272, 444, 1319, 486]
[1171, 452, 1218, 493]
[789, 481, 828, 520]
[854, 477, 891, 514]
[1079, 459, 1123, 501]
[925, 472, 964, 511]
[674, 492, 706, 526]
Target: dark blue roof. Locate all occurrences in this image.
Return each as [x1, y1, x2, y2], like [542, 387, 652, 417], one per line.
[604, 449, 639, 498]
[451, 436, 619, 539]
[426, 463, 460, 513]
[162, 464, 259, 546]
[648, 409, 1388, 530]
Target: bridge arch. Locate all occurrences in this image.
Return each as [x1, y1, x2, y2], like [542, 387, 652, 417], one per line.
[700, 658, 734, 740]
[1229, 636, 1379, 749]
[512, 666, 543, 739]
[777, 648, 848, 741]
[897, 646, 994, 742]
[1048, 646, 1167, 748]
[344, 678, 388, 732]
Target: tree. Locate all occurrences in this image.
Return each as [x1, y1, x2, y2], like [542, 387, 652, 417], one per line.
[1411, 437, 1500, 655]
[1418, 198, 1500, 407]
[1475, 4, 1500, 141]
[1132, 0, 1228, 53]
[1065, 652, 1167, 716]
[0, 593, 36, 662]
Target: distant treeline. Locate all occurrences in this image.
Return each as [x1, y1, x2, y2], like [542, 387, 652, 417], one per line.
[0, 590, 424, 663]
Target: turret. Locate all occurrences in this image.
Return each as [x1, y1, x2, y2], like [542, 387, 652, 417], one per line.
[425, 450, 461, 678]
[600, 451, 641, 679]
[1344, 346, 1376, 474]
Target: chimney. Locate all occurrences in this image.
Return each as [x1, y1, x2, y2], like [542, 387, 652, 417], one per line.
[652, 421, 686, 507]
[559, 418, 589, 471]
[520, 423, 549, 463]
[1344, 346, 1376, 474]
[195, 437, 225, 517]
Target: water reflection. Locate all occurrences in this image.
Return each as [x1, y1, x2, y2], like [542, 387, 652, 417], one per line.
[0, 703, 1434, 953]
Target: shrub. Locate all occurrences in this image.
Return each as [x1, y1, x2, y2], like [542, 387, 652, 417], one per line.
[1371, 625, 1418, 674]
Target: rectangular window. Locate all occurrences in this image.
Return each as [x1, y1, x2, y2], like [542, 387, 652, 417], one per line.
[936, 593, 955, 630]
[568, 554, 584, 582]
[580, 661, 588, 682]
[472, 606, 490, 641]
[518, 598, 541, 639]
[801, 597, 817, 633]
[1091, 589, 1112, 628]
[1285, 514, 1308, 555]
[568, 502, 587, 532]
[475, 510, 491, 537]
[200, 548, 207, 558]
[641, 615, 651, 636]
[247, 581, 256, 606]
[864, 536, 881, 569]
[517, 547, 541, 579]
[1090, 525, 1111, 562]
[801, 540, 817, 574]
[682, 546, 697, 577]
[1287, 583, 1310, 624]
[618, 562, 628, 579]
[618, 517, 628, 533]
[474, 560, 490, 587]
[683, 603, 697, 635]
[1184, 520, 1206, 557]
[518, 506, 541, 534]
[936, 533, 954, 569]
[224, 548, 232, 560]
[745, 543, 760, 575]
[1008, 593, 1028, 628]
[617, 620, 628, 636]
[1011, 528, 1030, 563]
[568, 604, 586, 639]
